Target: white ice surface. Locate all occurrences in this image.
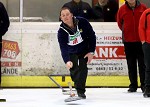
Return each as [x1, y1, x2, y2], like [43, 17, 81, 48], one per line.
[0, 88, 150, 107]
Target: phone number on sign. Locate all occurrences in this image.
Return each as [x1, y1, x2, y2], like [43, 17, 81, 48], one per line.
[96, 67, 123, 71]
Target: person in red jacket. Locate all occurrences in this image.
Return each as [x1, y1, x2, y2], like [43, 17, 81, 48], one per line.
[139, 8, 150, 97]
[117, 0, 147, 93]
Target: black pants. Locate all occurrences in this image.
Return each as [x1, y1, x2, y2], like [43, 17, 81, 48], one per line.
[142, 42, 150, 87]
[124, 42, 145, 89]
[69, 53, 88, 94]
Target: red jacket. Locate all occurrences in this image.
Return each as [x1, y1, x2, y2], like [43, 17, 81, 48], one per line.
[139, 8, 150, 43]
[117, 1, 147, 42]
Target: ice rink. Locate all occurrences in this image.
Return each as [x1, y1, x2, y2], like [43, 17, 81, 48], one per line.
[0, 88, 150, 107]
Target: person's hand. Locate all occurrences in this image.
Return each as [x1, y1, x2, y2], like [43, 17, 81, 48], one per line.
[84, 52, 94, 64]
[141, 41, 145, 44]
[66, 61, 73, 70]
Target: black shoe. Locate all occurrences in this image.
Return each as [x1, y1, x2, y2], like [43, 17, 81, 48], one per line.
[78, 93, 86, 99]
[143, 87, 150, 98]
[127, 88, 137, 93]
[141, 86, 145, 93]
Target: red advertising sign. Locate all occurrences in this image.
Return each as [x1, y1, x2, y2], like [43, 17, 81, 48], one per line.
[1, 61, 21, 67]
[1, 40, 20, 59]
[94, 46, 125, 59]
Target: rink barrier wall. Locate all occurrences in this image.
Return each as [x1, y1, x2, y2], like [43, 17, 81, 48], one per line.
[1, 22, 137, 87]
[1, 76, 141, 87]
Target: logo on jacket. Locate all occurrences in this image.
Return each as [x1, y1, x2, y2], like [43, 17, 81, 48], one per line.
[68, 29, 83, 46]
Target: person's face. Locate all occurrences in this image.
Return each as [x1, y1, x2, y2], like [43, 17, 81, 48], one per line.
[98, 0, 108, 6]
[60, 9, 73, 25]
[126, 0, 136, 4]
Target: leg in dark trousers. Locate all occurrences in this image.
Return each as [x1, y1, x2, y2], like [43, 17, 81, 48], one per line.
[69, 53, 88, 94]
[124, 42, 145, 92]
[142, 42, 150, 87]
[136, 42, 145, 90]
[142, 42, 150, 97]
[124, 42, 138, 91]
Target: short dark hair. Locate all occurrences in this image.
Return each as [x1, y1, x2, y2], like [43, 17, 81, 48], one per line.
[60, 6, 73, 15]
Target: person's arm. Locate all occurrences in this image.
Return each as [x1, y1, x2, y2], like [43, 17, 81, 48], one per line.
[58, 29, 74, 69]
[0, 2, 10, 36]
[84, 2, 94, 21]
[84, 19, 96, 64]
[86, 20, 96, 53]
[92, 4, 104, 22]
[57, 29, 70, 64]
[139, 10, 147, 44]
[112, 0, 119, 21]
[117, 8, 123, 31]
